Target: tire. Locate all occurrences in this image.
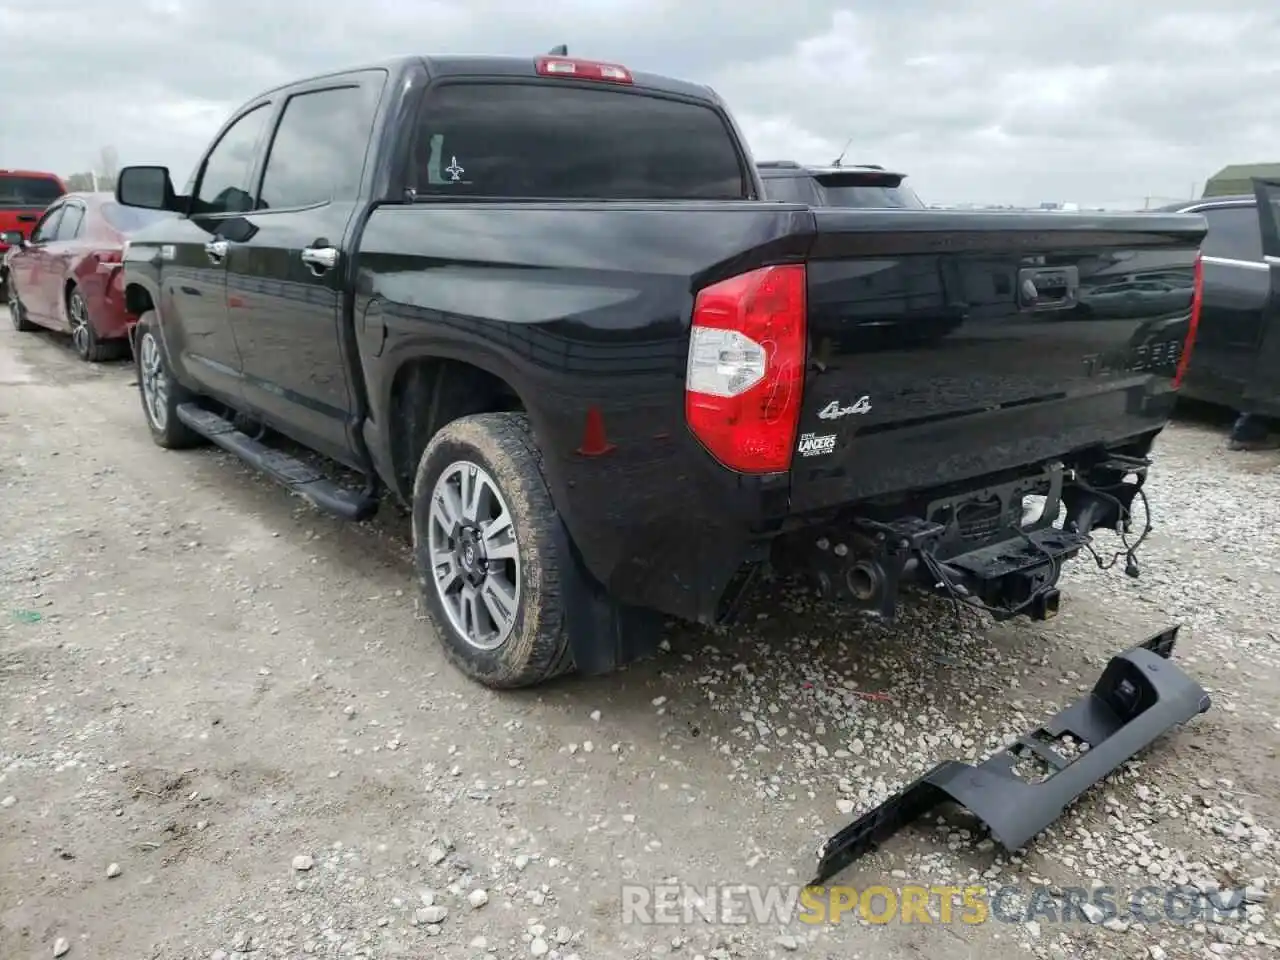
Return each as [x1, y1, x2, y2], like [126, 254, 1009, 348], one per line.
[68, 287, 124, 362]
[134, 312, 204, 449]
[412, 412, 574, 689]
[7, 279, 36, 332]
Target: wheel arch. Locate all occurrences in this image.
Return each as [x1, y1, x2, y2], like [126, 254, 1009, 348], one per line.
[384, 352, 528, 503]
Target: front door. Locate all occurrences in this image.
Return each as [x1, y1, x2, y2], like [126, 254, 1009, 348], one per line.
[13, 203, 65, 321]
[1247, 179, 1280, 416]
[166, 100, 275, 403]
[223, 74, 385, 466]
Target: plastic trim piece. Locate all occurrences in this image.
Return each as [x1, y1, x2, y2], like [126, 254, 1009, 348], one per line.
[813, 625, 1210, 884]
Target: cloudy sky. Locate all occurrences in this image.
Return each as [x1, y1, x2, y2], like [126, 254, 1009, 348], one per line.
[1, 0, 1276, 207]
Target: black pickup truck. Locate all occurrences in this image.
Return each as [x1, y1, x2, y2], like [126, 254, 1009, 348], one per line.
[1154, 186, 1280, 447]
[112, 53, 1207, 688]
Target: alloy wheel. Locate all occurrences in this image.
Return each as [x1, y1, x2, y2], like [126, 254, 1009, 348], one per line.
[139, 332, 170, 431]
[426, 460, 521, 651]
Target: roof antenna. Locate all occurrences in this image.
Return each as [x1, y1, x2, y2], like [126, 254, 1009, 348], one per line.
[831, 136, 854, 168]
[548, 44, 568, 56]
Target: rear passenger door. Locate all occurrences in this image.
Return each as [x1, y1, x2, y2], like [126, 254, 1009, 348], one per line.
[1247, 179, 1280, 414]
[223, 72, 386, 466]
[1190, 202, 1271, 406]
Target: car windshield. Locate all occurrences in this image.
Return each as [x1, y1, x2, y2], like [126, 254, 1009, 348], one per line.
[100, 202, 178, 234]
[0, 174, 65, 208]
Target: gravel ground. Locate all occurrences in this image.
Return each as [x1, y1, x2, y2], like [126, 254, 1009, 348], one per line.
[2, 327, 1279, 960]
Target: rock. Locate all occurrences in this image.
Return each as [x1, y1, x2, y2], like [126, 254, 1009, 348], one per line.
[835, 798, 855, 815]
[590, 710, 601, 721]
[1080, 903, 1105, 924]
[211, 952, 228, 960]
[555, 926, 572, 944]
[651, 696, 667, 707]
[53, 938, 70, 957]
[514, 854, 530, 871]
[291, 854, 314, 871]
[106, 862, 121, 878]
[775, 934, 799, 950]
[1148, 947, 1167, 960]
[530, 938, 550, 957]
[1025, 920, 1041, 938]
[418, 905, 448, 924]
[0, 796, 15, 808]
[468, 888, 489, 909]
[426, 846, 448, 866]
[470, 936, 488, 949]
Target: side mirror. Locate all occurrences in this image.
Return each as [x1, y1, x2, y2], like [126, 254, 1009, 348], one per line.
[0, 230, 23, 247]
[116, 165, 177, 211]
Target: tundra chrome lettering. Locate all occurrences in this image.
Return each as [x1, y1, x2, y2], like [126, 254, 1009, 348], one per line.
[1082, 340, 1183, 377]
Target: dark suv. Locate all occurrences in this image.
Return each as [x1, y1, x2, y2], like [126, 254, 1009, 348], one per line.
[756, 161, 924, 208]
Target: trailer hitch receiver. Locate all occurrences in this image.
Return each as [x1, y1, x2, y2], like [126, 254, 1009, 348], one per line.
[813, 625, 1210, 885]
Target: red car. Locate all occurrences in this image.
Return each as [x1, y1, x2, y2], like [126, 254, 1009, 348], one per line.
[3, 192, 177, 361]
[0, 169, 66, 254]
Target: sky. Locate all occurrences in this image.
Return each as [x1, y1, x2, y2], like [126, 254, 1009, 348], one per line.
[1, 0, 1276, 208]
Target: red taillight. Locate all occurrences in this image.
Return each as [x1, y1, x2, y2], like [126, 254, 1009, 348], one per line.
[534, 56, 633, 84]
[684, 264, 807, 474]
[1173, 252, 1203, 388]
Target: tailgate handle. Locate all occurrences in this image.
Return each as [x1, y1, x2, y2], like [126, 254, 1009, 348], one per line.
[1018, 266, 1079, 312]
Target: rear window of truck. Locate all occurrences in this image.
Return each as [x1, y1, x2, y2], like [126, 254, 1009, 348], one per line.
[0, 174, 64, 208]
[409, 82, 748, 201]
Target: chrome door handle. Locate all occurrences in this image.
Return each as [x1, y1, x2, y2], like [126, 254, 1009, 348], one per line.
[204, 239, 228, 262]
[301, 246, 338, 273]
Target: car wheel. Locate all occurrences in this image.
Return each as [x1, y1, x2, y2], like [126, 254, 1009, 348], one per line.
[134, 312, 203, 449]
[67, 287, 120, 362]
[7, 281, 36, 332]
[412, 412, 574, 689]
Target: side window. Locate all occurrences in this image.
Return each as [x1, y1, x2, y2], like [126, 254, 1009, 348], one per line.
[257, 83, 379, 210]
[195, 103, 272, 215]
[1201, 206, 1263, 262]
[30, 205, 65, 243]
[55, 205, 85, 241]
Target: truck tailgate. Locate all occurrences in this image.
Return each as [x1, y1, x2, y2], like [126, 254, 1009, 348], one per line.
[791, 209, 1205, 513]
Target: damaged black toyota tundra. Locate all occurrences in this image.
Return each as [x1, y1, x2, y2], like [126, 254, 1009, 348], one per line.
[113, 53, 1207, 692]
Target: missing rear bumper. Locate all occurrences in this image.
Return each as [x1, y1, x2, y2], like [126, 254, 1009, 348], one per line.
[812, 624, 1210, 885]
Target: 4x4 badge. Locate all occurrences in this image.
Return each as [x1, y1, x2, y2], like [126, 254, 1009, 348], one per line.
[817, 397, 872, 420]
